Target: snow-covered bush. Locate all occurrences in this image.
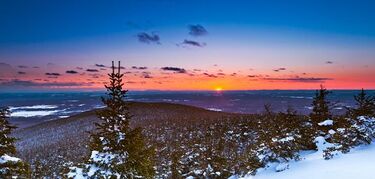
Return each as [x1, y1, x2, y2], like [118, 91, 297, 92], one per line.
[234, 147, 264, 176]
[323, 89, 375, 159]
[324, 116, 375, 159]
[256, 107, 312, 164]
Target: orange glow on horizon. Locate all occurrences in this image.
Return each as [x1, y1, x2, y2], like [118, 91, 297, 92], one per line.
[1, 64, 375, 91]
[215, 87, 223, 91]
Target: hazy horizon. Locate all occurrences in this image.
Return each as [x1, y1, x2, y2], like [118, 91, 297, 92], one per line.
[1, 88, 375, 93]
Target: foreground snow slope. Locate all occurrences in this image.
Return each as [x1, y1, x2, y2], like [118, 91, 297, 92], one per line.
[246, 143, 375, 179]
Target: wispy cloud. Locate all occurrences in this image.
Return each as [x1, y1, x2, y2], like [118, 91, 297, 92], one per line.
[17, 65, 28, 68]
[95, 64, 106, 68]
[66, 70, 78, 74]
[188, 24, 208, 36]
[203, 73, 218, 78]
[132, 66, 148, 70]
[45, 73, 61, 76]
[142, 72, 153, 78]
[137, 32, 160, 44]
[161, 67, 187, 73]
[0, 80, 91, 87]
[178, 39, 206, 47]
[86, 69, 99, 72]
[273, 67, 287, 72]
[263, 77, 333, 83]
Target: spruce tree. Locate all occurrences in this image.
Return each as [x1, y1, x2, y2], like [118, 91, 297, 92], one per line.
[349, 89, 375, 117]
[69, 61, 155, 178]
[0, 107, 29, 178]
[348, 89, 375, 142]
[309, 85, 332, 136]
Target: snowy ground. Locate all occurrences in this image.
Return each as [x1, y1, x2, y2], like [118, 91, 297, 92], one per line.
[243, 142, 375, 179]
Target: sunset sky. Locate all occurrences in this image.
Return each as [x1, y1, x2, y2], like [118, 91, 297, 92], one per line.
[1, 0, 375, 91]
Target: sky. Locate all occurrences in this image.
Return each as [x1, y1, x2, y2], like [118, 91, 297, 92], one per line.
[0, 0, 375, 91]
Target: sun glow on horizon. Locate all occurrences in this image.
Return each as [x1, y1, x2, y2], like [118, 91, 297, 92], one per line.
[215, 87, 223, 92]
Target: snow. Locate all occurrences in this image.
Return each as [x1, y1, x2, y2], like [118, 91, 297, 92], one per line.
[67, 150, 125, 178]
[314, 136, 334, 151]
[328, 129, 336, 135]
[0, 154, 21, 164]
[67, 167, 85, 179]
[9, 105, 58, 110]
[358, 116, 375, 122]
[241, 140, 375, 179]
[275, 163, 289, 172]
[90, 150, 116, 164]
[8, 104, 62, 117]
[10, 110, 61, 117]
[272, 136, 294, 143]
[207, 108, 222, 112]
[318, 119, 334, 126]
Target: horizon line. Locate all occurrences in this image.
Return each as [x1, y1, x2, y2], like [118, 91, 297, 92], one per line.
[1, 88, 375, 93]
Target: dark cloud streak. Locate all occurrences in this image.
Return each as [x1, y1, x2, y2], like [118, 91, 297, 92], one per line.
[137, 32, 160, 44]
[132, 66, 148, 70]
[188, 24, 208, 36]
[86, 69, 99, 72]
[180, 39, 206, 47]
[263, 77, 333, 83]
[95, 64, 106, 68]
[45, 73, 61, 76]
[161, 67, 187, 73]
[273, 68, 286, 72]
[66, 70, 78, 74]
[203, 73, 218, 78]
[0, 80, 92, 88]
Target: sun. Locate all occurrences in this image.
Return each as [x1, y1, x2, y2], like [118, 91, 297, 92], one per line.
[215, 87, 223, 91]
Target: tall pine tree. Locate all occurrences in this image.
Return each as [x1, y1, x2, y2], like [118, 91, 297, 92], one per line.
[348, 89, 375, 117]
[68, 61, 154, 178]
[309, 85, 332, 136]
[0, 107, 29, 178]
